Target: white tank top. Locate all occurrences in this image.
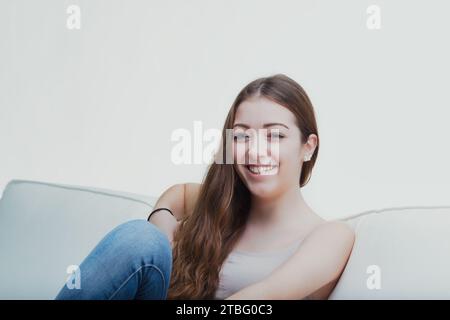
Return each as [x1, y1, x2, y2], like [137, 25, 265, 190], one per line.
[214, 237, 305, 300]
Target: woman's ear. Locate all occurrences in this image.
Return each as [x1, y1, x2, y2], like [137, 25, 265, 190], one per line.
[303, 134, 318, 161]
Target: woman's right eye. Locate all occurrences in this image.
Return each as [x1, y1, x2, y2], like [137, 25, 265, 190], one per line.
[233, 133, 248, 142]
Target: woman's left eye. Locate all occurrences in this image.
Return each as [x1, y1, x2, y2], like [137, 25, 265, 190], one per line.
[269, 133, 284, 139]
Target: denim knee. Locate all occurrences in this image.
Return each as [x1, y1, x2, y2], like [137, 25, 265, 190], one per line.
[106, 219, 173, 268]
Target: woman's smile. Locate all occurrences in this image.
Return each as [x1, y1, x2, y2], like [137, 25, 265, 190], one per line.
[245, 164, 279, 177]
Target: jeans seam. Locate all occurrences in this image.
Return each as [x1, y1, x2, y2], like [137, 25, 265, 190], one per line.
[108, 264, 166, 300]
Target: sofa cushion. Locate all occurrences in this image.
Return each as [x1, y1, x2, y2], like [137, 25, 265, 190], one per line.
[331, 206, 450, 299]
[0, 179, 157, 299]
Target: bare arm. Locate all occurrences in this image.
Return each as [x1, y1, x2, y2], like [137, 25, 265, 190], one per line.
[148, 184, 185, 246]
[148, 183, 202, 246]
[225, 221, 355, 300]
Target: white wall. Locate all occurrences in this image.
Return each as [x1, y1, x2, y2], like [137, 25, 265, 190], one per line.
[1, 0, 449, 220]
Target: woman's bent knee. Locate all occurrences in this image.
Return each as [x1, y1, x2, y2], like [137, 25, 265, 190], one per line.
[107, 219, 172, 264]
[113, 219, 170, 245]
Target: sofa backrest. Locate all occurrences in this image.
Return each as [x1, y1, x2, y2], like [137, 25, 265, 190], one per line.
[329, 206, 450, 299]
[1, 179, 449, 299]
[0, 179, 157, 299]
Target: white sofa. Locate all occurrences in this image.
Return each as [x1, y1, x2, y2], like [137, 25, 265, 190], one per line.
[0, 179, 449, 299]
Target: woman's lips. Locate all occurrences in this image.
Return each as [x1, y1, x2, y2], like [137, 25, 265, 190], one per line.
[245, 164, 279, 177]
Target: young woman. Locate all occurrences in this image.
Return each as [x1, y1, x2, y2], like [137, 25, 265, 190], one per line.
[55, 74, 355, 300]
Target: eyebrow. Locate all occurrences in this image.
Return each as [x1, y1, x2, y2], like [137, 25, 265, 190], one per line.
[233, 122, 290, 129]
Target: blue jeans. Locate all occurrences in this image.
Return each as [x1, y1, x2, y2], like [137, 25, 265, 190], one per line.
[55, 219, 173, 300]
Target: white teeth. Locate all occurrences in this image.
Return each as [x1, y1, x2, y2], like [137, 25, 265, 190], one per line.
[247, 165, 278, 175]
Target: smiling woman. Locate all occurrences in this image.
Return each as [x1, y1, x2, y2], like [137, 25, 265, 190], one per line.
[167, 74, 355, 300]
[54, 73, 355, 300]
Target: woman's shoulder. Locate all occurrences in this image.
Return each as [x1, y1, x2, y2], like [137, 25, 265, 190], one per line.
[307, 218, 355, 248]
[306, 210, 353, 234]
[184, 183, 202, 217]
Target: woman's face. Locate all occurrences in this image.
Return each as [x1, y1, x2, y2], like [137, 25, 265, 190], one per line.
[232, 96, 315, 199]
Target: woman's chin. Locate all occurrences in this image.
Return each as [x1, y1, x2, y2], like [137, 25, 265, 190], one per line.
[246, 182, 279, 199]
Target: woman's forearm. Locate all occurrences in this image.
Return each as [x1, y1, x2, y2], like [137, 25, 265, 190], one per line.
[148, 210, 180, 246]
[148, 183, 186, 246]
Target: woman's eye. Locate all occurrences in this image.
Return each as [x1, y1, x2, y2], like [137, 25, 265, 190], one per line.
[269, 132, 284, 139]
[233, 132, 284, 142]
[233, 134, 249, 142]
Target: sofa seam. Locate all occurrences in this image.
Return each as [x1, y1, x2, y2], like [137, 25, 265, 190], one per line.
[5, 179, 155, 209]
[340, 205, 450, 221]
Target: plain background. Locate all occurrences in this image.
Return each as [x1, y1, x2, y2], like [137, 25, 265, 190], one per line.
[1, 0, 449, 220]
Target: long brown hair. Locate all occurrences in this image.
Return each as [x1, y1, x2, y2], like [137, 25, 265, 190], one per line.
[167, 74, 320, 299]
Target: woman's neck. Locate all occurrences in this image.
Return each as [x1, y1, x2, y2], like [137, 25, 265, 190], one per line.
[247, 186, 313, 230]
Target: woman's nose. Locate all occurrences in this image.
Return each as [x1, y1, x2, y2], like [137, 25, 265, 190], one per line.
[247, 135, 270, 164]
